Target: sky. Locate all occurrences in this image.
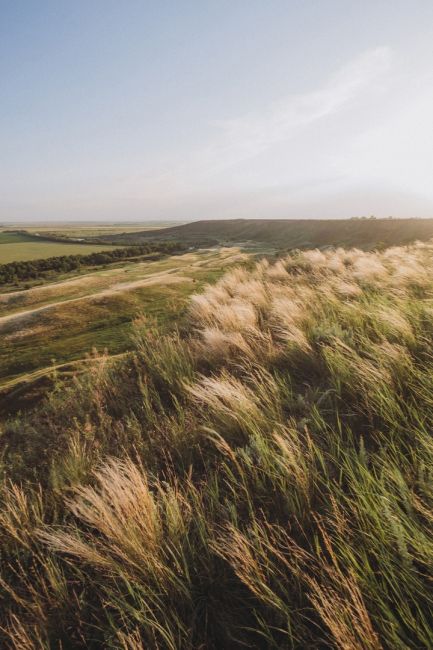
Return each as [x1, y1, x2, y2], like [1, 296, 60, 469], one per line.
[2, 0, 433, 223]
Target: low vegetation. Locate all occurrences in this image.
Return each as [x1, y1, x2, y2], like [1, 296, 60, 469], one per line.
[2, 242, 433, 648]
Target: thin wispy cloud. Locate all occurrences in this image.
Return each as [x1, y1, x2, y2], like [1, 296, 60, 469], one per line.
[113, 46, 396, 217]
[4, 0, 433, 221]
[196, 46, 393, 175]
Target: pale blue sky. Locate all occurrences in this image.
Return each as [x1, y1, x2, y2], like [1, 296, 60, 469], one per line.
[2, 1, 433, 221]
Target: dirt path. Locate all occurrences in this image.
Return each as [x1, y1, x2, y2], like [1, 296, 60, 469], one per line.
[0, 247, 245, 329]
[0, 268, 192, 329]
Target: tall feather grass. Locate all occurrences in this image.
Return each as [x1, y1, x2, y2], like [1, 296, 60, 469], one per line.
[2, 242, 433, 647]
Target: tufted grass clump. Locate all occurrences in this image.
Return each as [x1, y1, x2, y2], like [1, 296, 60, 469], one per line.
[2, 241, 433, 648]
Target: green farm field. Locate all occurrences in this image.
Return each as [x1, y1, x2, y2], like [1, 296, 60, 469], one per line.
[0, 231, 119, 264]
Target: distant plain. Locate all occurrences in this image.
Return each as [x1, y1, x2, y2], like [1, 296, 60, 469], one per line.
[0, 222, 183, 263]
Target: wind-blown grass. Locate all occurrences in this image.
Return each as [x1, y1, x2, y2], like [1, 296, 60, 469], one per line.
[2, 242, 433, 648]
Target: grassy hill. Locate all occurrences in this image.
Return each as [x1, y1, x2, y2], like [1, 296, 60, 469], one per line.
[0, 248, 247, 415]
[2, 241, 433, 648]
[106, 217, 433, 249]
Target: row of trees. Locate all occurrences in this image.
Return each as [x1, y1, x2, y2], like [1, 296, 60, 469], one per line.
[0, 241, 187, 286]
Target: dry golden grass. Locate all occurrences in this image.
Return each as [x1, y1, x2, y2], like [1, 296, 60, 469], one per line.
[188, 242, 433, 370]
[3, 240, 433, 648]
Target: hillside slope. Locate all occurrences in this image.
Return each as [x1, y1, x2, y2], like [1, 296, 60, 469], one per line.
[0, 248, 247, 415]
[2, 242, 433, 647]
[106, 217, 433, 249]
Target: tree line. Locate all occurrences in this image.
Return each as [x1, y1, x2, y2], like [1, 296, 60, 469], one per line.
[0, 241, 187, 286]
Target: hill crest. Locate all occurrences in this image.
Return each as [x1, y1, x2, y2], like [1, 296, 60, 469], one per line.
[104, 217, 433, 249]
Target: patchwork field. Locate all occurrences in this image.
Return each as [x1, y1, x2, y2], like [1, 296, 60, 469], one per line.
[0, 231, 118, 263]
[21, 221, 183, 238]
